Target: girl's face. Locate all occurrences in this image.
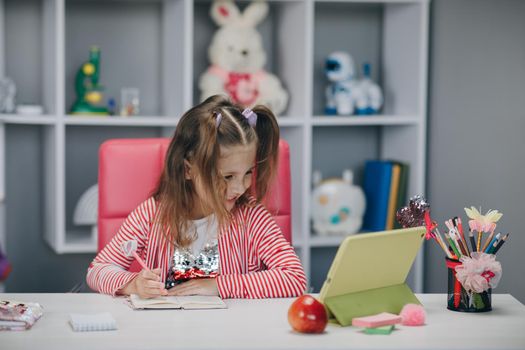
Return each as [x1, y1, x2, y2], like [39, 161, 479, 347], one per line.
[218, 143, 257, 211]
[189, 142, 256, 218]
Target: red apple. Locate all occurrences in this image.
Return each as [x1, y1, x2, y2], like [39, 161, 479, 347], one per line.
[288, 294, 328, 334]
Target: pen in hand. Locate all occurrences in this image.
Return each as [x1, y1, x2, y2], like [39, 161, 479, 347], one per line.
[121, 240, 167, 297]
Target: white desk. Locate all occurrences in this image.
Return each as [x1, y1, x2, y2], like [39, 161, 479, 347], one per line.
[1, 293, 524, 350]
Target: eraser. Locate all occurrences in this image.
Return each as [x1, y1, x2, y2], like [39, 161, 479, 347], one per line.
[351, 312, 402, 328]
[363, 325, 395, 335]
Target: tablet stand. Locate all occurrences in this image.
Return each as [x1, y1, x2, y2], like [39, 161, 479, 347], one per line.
[324, 283, 420, 326]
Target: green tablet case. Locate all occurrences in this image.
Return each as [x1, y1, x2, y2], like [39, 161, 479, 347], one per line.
[324, 283, 421, 326]
[319, 227, 425, 326]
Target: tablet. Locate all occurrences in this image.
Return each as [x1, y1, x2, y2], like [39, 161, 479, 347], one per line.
[319, 227, 425, 302]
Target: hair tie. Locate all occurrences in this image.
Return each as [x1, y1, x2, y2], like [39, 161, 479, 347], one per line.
[215, 112, 222, 128]
[242, 108, 257, 127]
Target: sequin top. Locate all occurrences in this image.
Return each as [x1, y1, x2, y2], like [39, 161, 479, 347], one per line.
[165, 215, 220, 288]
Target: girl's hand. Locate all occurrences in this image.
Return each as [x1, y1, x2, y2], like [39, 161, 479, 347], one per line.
[167, 278, 219, 296]
[122, 268, 168, 298]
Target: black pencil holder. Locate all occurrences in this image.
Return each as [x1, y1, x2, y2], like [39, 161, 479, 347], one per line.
[446, 258, 492, 312]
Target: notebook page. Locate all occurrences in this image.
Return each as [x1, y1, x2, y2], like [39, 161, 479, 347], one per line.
[129, 295, 183, 309]
[128, 294, 226, 310]
[177, 296, 227, 309]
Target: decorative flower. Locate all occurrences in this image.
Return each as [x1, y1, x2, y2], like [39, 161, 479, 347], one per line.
[455, 252, 502, 293]
[464, 207, 503, 232]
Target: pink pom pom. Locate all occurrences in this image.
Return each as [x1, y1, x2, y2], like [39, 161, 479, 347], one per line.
[400, 304, 426, 326]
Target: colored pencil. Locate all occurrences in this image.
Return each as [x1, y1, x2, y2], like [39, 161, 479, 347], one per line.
[454, 231, 469, 256]
[445, 233, 461, 258]
[444, 221, 463, 255]
[492, 233, 509, 254]
[484, 233, 500, 253]
[487, 239, 499, 255]
[444, 220, 454, 233]
[455, 217, 470, 255]
[434, 228, 452, 258]
[469, 229, 477, 253]
[457, 217, 465, 237]
[476, 230, 483, 252]
[447, 224, 467, 256]
[433, 229, 453, 258]
[455, 233, 469, 256]
[481, 226, 496, 253]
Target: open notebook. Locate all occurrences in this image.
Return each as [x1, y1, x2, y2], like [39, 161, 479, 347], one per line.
[128, 294, 227, 310]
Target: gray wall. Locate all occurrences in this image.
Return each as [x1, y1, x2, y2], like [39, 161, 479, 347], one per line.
[426, 0, 525, 303]
[5, 125, 94, 293]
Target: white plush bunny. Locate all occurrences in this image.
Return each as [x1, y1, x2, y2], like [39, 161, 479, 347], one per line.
[199, 0, 289, 115]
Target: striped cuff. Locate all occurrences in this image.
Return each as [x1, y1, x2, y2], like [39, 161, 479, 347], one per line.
[216, 274, 230, 299]
[110, 271, 139, 297]
[216, 274, 247, 299]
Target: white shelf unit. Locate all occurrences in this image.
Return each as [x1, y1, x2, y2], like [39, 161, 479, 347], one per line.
[0, 0, 428, 292]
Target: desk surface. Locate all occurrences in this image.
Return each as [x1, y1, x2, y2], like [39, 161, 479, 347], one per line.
[1, 293, 525, 350]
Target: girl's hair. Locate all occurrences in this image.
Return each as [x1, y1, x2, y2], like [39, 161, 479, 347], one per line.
[153, 94, 280, 247]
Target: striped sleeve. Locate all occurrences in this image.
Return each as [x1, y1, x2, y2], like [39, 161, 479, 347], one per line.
[217, 204, 307, 299]
[86, 198, 156, 296]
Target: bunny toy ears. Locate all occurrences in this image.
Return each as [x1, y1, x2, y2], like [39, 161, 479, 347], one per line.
[211, 0, 268, 27]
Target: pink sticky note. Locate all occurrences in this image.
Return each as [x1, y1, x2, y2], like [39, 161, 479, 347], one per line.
[351, 312, 402, 328]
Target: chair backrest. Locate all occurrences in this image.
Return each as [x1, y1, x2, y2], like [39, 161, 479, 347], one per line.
[98, 138, 292, 252]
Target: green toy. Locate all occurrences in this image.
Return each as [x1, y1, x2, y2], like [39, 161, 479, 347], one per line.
[70, 46, 109, 115]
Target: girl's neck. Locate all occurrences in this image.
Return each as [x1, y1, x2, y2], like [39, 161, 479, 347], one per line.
[189, 201, 213, 220]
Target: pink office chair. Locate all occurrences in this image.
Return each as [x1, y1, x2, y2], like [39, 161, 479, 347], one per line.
[98, 138, 292, 261]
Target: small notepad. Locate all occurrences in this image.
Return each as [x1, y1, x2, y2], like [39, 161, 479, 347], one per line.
[69, 312, 117, 332]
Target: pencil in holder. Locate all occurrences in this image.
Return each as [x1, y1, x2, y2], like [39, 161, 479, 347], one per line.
[445, 258, 491, 312]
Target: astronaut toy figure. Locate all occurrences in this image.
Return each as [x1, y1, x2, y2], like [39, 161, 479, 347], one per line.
[324, 51, 360, 115]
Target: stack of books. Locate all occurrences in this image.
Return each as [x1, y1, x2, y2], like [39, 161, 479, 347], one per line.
[361, 160, 409, 232]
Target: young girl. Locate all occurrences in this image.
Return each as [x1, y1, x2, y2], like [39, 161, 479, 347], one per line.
[86, 95, 306, 299]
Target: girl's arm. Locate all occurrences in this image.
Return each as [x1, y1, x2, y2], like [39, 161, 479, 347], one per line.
[216, 204, 307, 298]
[86, 198, 156, 296]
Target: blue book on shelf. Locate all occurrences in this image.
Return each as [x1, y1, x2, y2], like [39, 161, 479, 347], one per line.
[362, 160, 393, 231]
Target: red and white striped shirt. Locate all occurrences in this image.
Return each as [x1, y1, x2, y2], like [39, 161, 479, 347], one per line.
[86, 197, 307, 299]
